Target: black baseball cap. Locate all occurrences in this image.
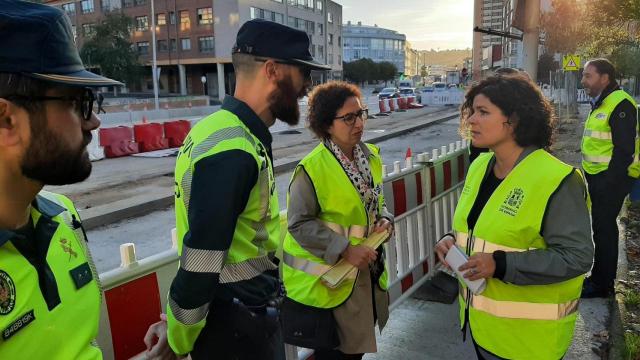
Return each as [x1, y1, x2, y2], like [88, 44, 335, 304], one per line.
[233, 19, 331, 71]
[0, 0, 122, 87]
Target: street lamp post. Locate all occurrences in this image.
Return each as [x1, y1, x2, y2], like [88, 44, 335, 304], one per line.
[201, 75, 207, 96]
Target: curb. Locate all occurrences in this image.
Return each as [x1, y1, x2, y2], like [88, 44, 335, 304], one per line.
[610, 205, 632, 359]
[81, 110, 459, 230]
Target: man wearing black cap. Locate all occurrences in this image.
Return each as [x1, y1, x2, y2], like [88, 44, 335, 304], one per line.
[160, 19, 329, 359]
[0, 1, 122, 358]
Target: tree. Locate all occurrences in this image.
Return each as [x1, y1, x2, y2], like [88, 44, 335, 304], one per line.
[377, 62, 398, 83]
[80, 13, 142, 87]
[420, 65, 428, 79]
[537, 53, 558, 84]
[343, 58, 376, 85]
[541, 0, 588, 54]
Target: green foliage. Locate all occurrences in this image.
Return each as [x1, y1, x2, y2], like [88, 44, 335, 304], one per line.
[625, 289, 640, 309]
[542, 0, 588, 54]
[79, 13, 142, 86]
[343, 58, 398, 84]
[537, 53, 559, 84]
[624, 332, 640, 360]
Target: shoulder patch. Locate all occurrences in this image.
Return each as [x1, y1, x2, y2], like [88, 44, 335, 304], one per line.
[0, 271, 16, 315]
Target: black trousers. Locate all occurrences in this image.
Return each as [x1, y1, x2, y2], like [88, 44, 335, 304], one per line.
[586, 172, 633, 289]
[190, 300, 285, 360]
[314, 349, 364, 360]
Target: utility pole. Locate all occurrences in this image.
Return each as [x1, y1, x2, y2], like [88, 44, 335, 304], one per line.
[472, 0, 483, 81]
[150, 0, 159, 110]
[522, 0, 540, 81]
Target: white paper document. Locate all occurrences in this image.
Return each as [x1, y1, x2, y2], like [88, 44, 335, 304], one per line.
[445, 245, 487, 295]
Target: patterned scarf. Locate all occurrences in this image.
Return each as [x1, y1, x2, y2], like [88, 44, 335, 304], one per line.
[325, 139, 381, 222]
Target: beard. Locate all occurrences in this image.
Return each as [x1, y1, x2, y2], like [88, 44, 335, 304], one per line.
[21, 114, 93, 185]
[268, 77, 307, 126]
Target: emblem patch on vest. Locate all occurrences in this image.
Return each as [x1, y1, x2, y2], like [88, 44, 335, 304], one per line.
[0, 270, 16, 315]
[500, 188, 524, 217]
[595, 113, 607, 120]
[59, 238, 78, 261]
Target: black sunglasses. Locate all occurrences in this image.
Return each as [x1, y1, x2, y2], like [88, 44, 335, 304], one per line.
[334, 108, 368, 126]
[5, 87, 95, 121]
[254, 58, 312, 79]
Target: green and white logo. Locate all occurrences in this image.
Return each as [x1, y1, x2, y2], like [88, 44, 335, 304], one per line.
[0, 270, 16, 315]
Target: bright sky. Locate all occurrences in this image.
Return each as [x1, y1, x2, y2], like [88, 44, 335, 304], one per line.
[338, 0, 473, 51]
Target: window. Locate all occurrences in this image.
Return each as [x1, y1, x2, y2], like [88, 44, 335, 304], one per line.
[338, 36, 341, 46]
[318, 45, 324, 58]
[157, 13, 166, 26]
[158, 40, 168, 52]
[197, 8, 213, 25]
[306, 20, 314, 34]
[328, 54, 333, 65]
[81, 0, 94, 14]
[263, 10, 273, 21]
[170, 39, 177, 51]
[310, 45, 315, 57]
[328, 34, 333, 45]
[288, 0, 296, 5]
[181, 38, 191, 50]
[274, 13, 284, 24]
[180, 10, 190, 31]
[318, 23, 323, 35]
[122, 0, 133, 7]
[288, 16, 295, 28]
[135, 16, 149, 31]
[134, 0, 146, 5]
[62, 3, 75, 16]
[272, 0, 283, 2]
[327, 12, 333, 23]
[307, 0, 314, 9]
[137, 41, 149, 54]
[338, 55, 342, 65]
[317, 1, 322, 10]
[297, 0, 305, 7]
[250, 7, 260, 19]
[82, 23, 95, 37]
[169, 11, 176, 25]
[71, 25, 77, 39]
[199, 36, 214, 53]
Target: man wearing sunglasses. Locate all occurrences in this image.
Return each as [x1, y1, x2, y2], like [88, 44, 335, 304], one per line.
[158, 19, 329, 359]
[0, 1, 123, 359]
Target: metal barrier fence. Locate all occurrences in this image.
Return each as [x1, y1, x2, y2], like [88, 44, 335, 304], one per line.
[420, 90, 464, 106]
[95, 140, 470, 360]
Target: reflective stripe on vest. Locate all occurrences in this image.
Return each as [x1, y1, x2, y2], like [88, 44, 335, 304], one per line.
[455, 232, 533, 253]
[583, 129, 612, 140]
[321, 220, 369, 239]
[460, 287, 578, 321]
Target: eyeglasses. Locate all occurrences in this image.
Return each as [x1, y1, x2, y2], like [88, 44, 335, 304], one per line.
[4, 87, 95, 121]
[334, 108, 368, 126]
[254, 58, 312, 79]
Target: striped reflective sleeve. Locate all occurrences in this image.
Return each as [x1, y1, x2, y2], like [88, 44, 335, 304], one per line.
[166, 296, 208, 355]
[180, 246, 227, 273]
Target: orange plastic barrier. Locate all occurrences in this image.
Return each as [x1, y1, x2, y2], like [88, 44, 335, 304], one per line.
[99, 126, 140, 158]
[134, 123, 169, 152]
[163, 120, 191, 148]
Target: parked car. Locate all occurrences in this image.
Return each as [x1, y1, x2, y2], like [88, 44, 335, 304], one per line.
[432, 82, 447, 92]
[398, 87, 422, 103]
[378, 87, 399, 99]
[372, 86, 384, 94]
[447, 83, 458, 89]
[421, 86, 434, 93]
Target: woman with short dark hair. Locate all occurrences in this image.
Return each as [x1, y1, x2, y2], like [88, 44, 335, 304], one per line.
[436, 75, 593, 359]
[280, 81, 393, 360]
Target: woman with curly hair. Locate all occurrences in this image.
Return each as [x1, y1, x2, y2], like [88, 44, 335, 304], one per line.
[435, 75, 593, 359]
[280, 81, 393, 360]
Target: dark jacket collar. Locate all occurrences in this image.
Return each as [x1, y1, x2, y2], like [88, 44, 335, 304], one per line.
[592, 83, 621, 110]
[221, 96, 272, 149]
[0, 194, 65, 247]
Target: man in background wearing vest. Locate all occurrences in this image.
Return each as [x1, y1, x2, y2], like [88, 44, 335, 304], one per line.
[581, 58, 640, 298]
[162, 19, 330, 359]
[0, 1, 123, 358]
